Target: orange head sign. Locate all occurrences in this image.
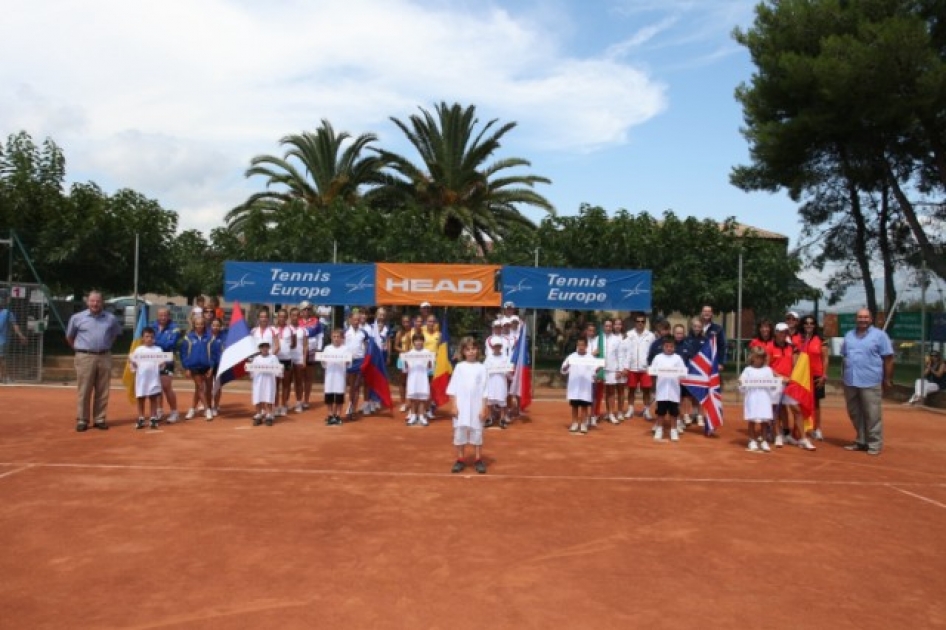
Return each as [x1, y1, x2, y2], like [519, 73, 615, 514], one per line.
[376, 263, 501, 307]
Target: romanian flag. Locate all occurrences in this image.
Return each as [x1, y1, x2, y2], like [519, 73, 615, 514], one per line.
[362, 336, 393, 409]
[122, 307, 148, 404]
[430, 311, 453, 406]
[510, 331, 532, 411]
[785, 352, 814, 431]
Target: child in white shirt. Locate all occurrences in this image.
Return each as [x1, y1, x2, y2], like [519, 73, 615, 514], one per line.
[248, 341, 280, 426]
[650, 336, 687, 442]
[130, 327, 162, 430]
[403, 334, 433, 427]
[321, 329, 351, 425]
[484, 339, 512, 429]
[446, 337, 489, 474]
[561, 337, 596, 435]
[739, 346, 778, 453]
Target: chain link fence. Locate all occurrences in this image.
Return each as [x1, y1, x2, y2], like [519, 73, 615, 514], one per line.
[0, 282, 47, 383]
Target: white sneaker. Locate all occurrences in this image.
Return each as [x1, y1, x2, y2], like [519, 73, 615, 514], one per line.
[399, 403, 407, 412]
[654, 426, 664, 441]
[569, 422, 579, 433]
[418, 415, 429, 427]
[205, 409, 213, 420]
[589, 416, 598, 428]
[196, 403, 205, 412]
[676, 419, 686, 433]
[696, 415, 704, 427]
[783, 434, 799, 446]
[616, 413, 624, 422]
[294, 403, 303, 413]
[799, 438, 817, 451]
[166, 411, 179, 424]
[811, 429, 823, 441]
[185, 408, 196, 420]
[426, 408, 435, 419]
[155, 408, 164, 421]
[670, 428, 679, 442]
[407, 415, 417, 426]
[211, 407, 219, 417]
[643, 408, 653, 421]
[760, 440, 771, 453]
[683, 414, 692, 425]
[747, 440, 760, 452]
[608, 414, 619, 425]
[580, 422, 589, 434]
[774, 434, 784, 448]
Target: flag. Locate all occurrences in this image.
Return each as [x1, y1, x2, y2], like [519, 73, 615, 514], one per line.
[510, 332, 532, 411]
[430, 311, 453, 406]
[361, 336, 393, 409]
[214, 301, 255, 391]
[785, 352, 814, 431]
[681, 335, 724, 432]
[593, 327, 606, 417]
[122, 307, 148, 404]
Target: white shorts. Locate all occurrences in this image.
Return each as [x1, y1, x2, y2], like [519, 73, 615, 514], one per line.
[745, 417, 771, 424]
[780, 393, 799, 407]
[487, 398, 507, 407]
[605, 369, 620, 385]
[453, 426, 483, 446]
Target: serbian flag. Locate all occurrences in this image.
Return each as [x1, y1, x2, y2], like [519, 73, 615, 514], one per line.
[681, 335, 724, 433]
[122, 307, 148, 404]
[214, 301, 255, 391]
[785, 352, 814, 430]
[593, 327, 606, 417]
[430, 311, 453, 406]
[362, 336, 393, 409]
[510, 332, 532, 411]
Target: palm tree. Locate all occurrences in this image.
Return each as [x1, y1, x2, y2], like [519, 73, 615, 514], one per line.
[376, 102, 554, 251]
[226, 120, 386, 233]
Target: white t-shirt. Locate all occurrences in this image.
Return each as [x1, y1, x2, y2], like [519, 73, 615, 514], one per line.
[651, 352, 685, 403]
[562, 352, 595, 402]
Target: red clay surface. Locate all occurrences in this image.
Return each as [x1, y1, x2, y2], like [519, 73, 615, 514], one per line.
[1, 384, 944, 629]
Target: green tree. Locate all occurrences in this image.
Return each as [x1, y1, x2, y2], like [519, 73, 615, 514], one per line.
[226, 120, 386, 234]
[732, 0, 946, 301]
[376, 102, 554, 252]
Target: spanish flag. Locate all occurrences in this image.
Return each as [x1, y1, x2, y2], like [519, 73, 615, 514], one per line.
[785, 352, 815, 431]
[122, 307, 148, 404]
[430, 311, 453, 406]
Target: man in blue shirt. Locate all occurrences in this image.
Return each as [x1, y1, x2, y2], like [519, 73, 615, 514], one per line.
[841, 308, 894, 455]
[0, 293, 28, 383]
[66, 291, 123, 431]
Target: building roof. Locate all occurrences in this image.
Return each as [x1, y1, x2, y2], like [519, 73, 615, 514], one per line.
[728, 222, 788, 242]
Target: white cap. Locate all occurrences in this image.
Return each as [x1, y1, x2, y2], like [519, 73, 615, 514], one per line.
[786, 310, 800, 319]
[492, 319, 503, 327]
[775, 322, 790, 332]
[509, 315, 520, 323]
[299, 300, 312, 309]
[420, 301, 431, 308]
[316, 306, 332, 316]
[191, 306, 203, 315]
[257, 340, 271, 348]
[490, 338, 504, 347]
[503, 301, 515, 308]
[501, 317, 511, 326]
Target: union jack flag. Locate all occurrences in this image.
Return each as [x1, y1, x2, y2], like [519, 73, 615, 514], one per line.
[680, 335, 723, 432]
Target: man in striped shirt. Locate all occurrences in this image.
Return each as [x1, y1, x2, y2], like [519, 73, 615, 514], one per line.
[66, 291, 123, 432]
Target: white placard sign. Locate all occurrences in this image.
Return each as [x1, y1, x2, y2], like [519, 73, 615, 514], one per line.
[739, 377, 784, 389]
[566, 357, 606, 368]
[10, 286, 26, 299]
[648, 366, 689, 377]
[132, 351, 174, 363]
[246, 361, 286, 376]
[401, 350, 435, 368]
[30, 289, 46, 304]
[487, 362, 515, 375]
[315, 351, 353, 364]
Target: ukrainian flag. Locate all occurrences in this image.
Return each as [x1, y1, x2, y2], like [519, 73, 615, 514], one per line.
[122, 308, 148, 404]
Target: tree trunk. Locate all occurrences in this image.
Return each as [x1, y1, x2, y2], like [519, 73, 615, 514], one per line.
[877, 186, 896, 314]
[846, 179, 878, 317]
[884, 160, 946, 282]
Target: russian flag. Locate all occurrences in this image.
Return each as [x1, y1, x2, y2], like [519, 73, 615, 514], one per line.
[510, 331, 532, 411]
[361, 336, 393, 409]
[214, 301, 255, 391]
[430, 311, 453, 407]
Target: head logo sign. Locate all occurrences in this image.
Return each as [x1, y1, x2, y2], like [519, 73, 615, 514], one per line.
[376, 263, 501, 307]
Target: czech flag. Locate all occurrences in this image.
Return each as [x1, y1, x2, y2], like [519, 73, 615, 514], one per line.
[785, 351, 814, 430]
[430, 311, 453, 407]
[122, 307, 148, 404]
[681, 335, 724, 433]
[510, 331, 532, 411]
[214, 301, 255, 391]
[361, 336, 393, 409]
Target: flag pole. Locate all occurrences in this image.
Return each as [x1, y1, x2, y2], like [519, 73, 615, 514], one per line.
[531, 247, 539, 397]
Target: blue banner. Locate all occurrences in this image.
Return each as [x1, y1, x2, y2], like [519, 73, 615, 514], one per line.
[224, 262, 375, 305]
[500, 266, 652, 311]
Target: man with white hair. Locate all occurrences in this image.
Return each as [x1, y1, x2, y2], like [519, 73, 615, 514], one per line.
[66, 291, 123, 432]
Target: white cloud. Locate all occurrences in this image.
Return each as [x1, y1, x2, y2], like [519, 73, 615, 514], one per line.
[0, 0, 667, 233]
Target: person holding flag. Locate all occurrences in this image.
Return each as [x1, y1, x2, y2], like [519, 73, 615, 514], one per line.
[122, 307, 149, 406]
[214, 302, 256, 398]
[680, 331, 724, 437]
[430, 311, 453, 417]
[509, 320, 532, 418]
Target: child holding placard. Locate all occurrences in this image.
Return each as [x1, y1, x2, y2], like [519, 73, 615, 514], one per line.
[129, 327, 162, 430]
[248, 340, 280, 426]
[738, 346, 776, 453]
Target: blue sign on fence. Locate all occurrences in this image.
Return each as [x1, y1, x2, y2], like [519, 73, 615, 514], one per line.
[224, 262, 375, 305]
[500, 266, 652, 311]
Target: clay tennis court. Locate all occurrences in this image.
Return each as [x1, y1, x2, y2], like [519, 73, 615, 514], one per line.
[1, 384, 944, 629]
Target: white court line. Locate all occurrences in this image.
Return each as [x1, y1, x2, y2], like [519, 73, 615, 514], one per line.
[0, 460, 944, 488]
[0, 465, 33, 479]
[889, 485, 946, 510]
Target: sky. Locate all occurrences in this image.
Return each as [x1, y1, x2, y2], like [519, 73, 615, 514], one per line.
[2, 0, 941, 310]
